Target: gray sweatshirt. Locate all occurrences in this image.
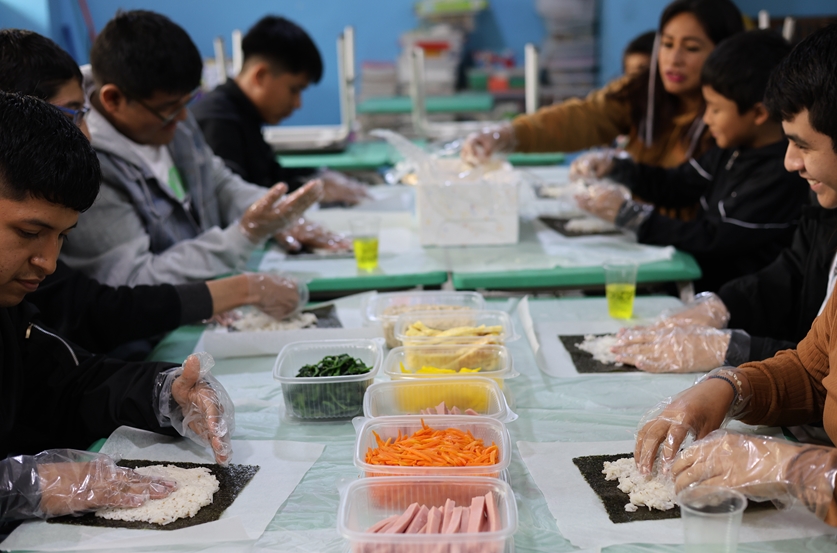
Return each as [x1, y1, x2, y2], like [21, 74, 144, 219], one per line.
[61, 80, 266, 286]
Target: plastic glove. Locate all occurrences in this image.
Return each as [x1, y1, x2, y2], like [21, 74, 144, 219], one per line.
[569, 149, 618, 179]
[461, 123, 516, 166]
[274, 217, 351, 253]
[318, 170, 371, 206]
[154, 353, 234, 465]
[634, 368, 750, 475]
[612, 325, 731, 373]
[20, 450, 175, 518]
[574, 182, 631, 223]
[637, 292, 730, 332]
[239, 179, 323, 243]
[245, 272, 307, 321]
[673, 430, 837, 520]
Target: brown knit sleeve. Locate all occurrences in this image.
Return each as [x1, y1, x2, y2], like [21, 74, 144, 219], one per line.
[735, 283, 835, 428]
[510, 76, 634, 153]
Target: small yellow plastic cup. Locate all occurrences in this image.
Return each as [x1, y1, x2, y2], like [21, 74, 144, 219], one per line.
[603, 259, 638, 319]
[350, 217, 381, 271]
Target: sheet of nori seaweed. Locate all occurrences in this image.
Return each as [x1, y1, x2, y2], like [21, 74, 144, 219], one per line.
[573, 453, 680, 523]
[539, 216, 623, 237]
[306, 304, 342, 328]
[573, 453, 774, 524]
[558, 335, 639, 373]
[48, 460, 260, 531]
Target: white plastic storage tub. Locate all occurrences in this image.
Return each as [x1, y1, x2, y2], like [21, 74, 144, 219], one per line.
[394, 310, 517, 347]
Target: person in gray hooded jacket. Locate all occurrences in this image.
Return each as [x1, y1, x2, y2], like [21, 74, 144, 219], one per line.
[60, 10, 322, 286]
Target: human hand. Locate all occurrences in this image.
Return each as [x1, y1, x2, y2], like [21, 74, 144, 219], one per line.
[157, 353, 235, 465]
[274, 217, 351, 253]
[239, 179, 323, 243]
[36, 450, 176, 517]
[634, 292, 730, 333]
[319, 170, 371, 206]
[569, 150, 617, 179]
[635, 376, 739, 474]
[461, 123, 516, 166]
[245, 273, 305, 321]
[612, 325, 731, 373]
[574, 182, 631, 223]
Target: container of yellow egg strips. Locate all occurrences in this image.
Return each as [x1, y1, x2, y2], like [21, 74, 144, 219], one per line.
[382, 343, 517, 385]
[393, 310, 517, 347]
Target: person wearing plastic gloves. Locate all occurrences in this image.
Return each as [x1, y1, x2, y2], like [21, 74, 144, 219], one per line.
[463, 0, 743, 202]
[0, 29, 303, 357]
[635, 25, 837, 525]
[58, 11, 327, 287]
[0, 93, 233, 530]
[192, 16, 369, 206]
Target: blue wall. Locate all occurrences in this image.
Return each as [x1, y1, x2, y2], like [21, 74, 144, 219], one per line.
[3, 0, 836, 125]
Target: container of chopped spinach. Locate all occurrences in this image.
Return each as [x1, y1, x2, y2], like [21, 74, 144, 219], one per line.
[273, 339, 382, 419]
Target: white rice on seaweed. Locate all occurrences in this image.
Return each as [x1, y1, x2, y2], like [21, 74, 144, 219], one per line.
[602, 457, 676, 512]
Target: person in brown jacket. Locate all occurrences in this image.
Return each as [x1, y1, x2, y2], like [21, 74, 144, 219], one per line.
[633, 24, 837, 525]
[462, 0, 743, 170]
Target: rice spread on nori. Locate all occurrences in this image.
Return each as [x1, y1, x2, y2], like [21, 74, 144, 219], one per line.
[48, 460, 259, 531]
[559, 335, 639, 374]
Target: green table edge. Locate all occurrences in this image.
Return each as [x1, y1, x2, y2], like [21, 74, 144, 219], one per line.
[451, 250, 702, 290]
[304, 270, 448, 292]
[506, 152, 566, 166]
[357, 93, 494, 114]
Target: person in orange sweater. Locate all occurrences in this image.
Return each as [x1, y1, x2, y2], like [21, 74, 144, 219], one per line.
[634, 24, 837, 525]
[462, 0, 743, 170]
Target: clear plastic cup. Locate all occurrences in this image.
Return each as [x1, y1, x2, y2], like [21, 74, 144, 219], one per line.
[678, 486, 747, 553]
[603, 259, 638, 319]
[350, 217, 381, 271]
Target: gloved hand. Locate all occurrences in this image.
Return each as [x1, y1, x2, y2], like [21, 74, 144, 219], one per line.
[634, 368, 750, 475]
[673, 430, 837, 520]
[318, 170, 371, 206]
[574, 182, 632, 223]
[611, 325, 731, 373]
[245, 272, 307, 321]
[33, 450, 176, 518]
[154, 353, 234, 466]
[461, 123, 517, 166]
[635, 292, 731, 332]
[274, 217, 351, 253]
[569, 149, 619, 179]
[239, 179, 323, 243]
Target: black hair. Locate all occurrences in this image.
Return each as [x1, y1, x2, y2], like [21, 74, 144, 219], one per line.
[242, 16, 323, 83]
[0, 92, 100, 212]
[0, 29, 82, 101]
[765, 23, 837, 153]
[659, 0, 743, 46]
[624, 31, 656, 57]
[701, 30, 790, 115]
[90, 10, 202, 100]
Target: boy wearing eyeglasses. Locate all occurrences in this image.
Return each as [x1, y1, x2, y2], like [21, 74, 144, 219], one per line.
[60, 10, 323, 287]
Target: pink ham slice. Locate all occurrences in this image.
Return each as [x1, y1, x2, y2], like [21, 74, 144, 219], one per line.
[459, 506, 470, 533]
[443, 506, 463, 533]
[436, 401, 447, 414]
[425, 506, 443, 534]
[451, 406, 461, 415]
[465, 408, 479, 415]
[405, 505, 429, 534]
[384, 502, 419, 534]
[467, 496, 485, 533]
[441, 499, 455, 532]
[366, 513, 400, 534]
[484, 491, 499, 532]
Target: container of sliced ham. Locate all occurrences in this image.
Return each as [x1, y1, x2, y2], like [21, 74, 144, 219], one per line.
[362, 377, 516, 422]
[338, 476, 517, 553]
[354, 415, 510, 479]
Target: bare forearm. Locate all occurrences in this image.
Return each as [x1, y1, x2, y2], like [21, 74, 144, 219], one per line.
[205, 275, 256, 315]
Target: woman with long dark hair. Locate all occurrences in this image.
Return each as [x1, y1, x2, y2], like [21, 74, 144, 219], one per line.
[462, 0, 744, 170]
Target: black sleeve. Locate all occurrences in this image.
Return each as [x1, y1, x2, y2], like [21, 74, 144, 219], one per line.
[196, 118, 253, 182]
[609, 152, 716, 208]
[0, 456, 40, 522]
[747, 336, 798, 362]
[28, 262, 213, 354]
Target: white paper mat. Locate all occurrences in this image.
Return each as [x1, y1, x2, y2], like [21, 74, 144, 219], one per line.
[517, 439, 837, 550]
[4, 427, 325, 551]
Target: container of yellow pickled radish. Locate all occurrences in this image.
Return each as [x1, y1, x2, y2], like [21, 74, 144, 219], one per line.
[393, 310, 518, 347]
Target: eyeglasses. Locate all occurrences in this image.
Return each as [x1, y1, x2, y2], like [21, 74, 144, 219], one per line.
[55, 104, 91, 127]
[134, 87, 201, 127]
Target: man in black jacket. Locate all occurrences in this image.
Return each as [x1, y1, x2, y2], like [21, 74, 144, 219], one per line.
[0, 93, 233, 526]
[576, 30, 809, 293]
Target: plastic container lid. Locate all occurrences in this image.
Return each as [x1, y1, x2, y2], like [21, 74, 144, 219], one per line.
[394, 310, 518, 346]
[362, 291, 486, 324]
[382, 344, 516, 381]
[338, 476, 517, 550]
[363, 377, 516, 422]
[355, 415, 511, 478]
[273, 339, 382, 419]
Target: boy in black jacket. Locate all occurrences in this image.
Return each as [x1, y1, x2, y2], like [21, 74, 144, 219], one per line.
[0, 93, 232, 527]
[576, 30, 809, 293]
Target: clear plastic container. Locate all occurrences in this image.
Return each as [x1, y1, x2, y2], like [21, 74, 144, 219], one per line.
[355, 415, 510, 478]
[338, 476, 518, 553]
[362, 291, 486, 348]
[382, 344, 516, 384]
[273, 339, 382, 419]
[394, 310, 518, 347]
[363, 377, 515, 421]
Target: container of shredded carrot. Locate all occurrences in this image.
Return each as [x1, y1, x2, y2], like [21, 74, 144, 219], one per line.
[354, 416, 511, 479]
